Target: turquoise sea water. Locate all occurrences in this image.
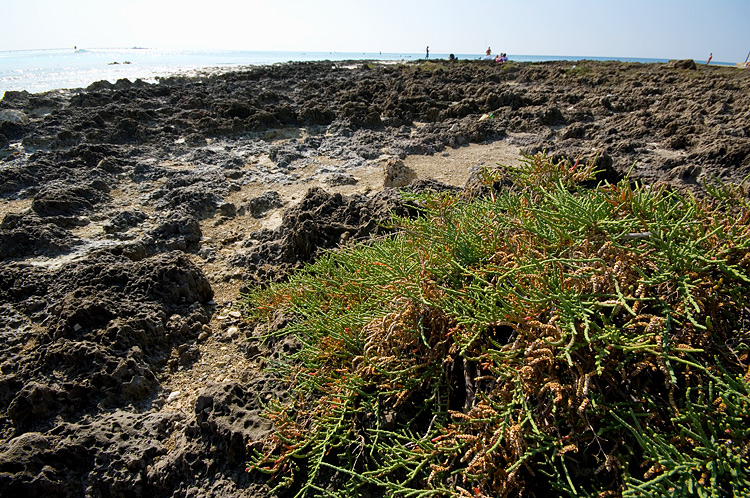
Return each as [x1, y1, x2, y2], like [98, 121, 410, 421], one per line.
[0, 47, 723, 95]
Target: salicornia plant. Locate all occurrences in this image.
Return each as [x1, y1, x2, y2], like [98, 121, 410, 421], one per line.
[244, 153, 750, 497]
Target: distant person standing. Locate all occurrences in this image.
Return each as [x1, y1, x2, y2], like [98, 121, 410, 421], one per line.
[426, 46, 429, 59]
[707, 52, 713, 64]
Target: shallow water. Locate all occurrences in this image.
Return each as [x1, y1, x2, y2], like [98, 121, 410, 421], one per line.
[0, 47, 692, 95]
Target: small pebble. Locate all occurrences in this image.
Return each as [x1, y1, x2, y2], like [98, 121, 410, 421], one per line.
[228, 311, 242, 319]
[166, 391, 181, 403]
[198, 331, 210, 341]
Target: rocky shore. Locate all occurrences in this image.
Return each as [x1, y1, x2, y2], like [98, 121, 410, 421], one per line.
[1, 58, 749, 497]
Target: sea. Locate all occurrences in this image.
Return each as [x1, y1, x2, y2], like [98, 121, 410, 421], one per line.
[0, 47, 723, 96]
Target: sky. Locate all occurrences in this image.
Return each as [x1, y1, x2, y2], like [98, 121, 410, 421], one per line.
[3, 0, 750, 62]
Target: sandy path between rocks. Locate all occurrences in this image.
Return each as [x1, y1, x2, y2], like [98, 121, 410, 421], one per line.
[0, 139, 525, 420]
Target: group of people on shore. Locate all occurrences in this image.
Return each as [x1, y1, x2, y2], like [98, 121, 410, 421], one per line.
[483, 47, 508, 63]
[425, 46, 508, 63]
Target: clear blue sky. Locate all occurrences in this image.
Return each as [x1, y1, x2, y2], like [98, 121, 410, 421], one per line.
[3, 0, 749, 62]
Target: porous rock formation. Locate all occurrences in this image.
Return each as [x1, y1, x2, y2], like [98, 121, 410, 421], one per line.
[0, 58, 748, 497]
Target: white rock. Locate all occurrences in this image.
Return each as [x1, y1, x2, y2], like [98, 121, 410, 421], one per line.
[0, 109, 29, 125]
[382, 158, 416, 188]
